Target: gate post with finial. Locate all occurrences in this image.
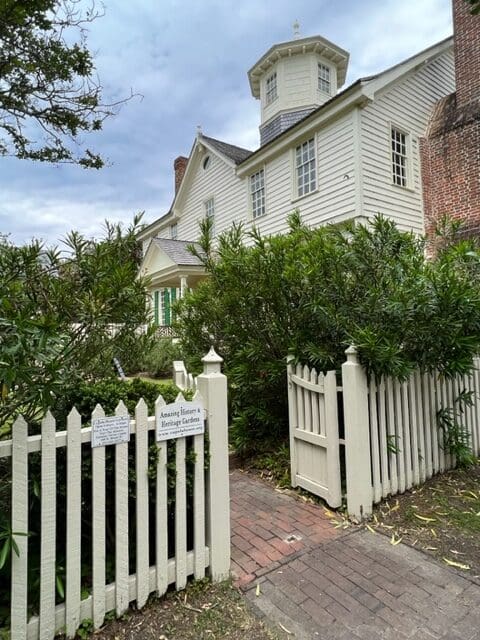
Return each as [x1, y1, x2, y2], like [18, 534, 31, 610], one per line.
[197, 346, 230, 581]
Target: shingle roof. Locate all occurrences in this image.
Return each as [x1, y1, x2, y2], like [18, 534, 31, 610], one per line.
[153, 238, 205, 266]
[201, 135, 253, 164]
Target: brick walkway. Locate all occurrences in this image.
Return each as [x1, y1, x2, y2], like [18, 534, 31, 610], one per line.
[230, 470, 480, 640]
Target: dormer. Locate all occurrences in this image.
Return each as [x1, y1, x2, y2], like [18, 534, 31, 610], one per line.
[248, 34, 350, 146]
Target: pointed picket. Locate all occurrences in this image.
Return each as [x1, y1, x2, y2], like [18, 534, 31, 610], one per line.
[193, 403, 206, 581]
[175, 436, 187, 590]
[65, 408, 82, 638]
[155, 395, 169, 596]
[11, 416, 29, 640]
[369, 378, 382, 503]
[135, 398, 150, 609]
[114, 401, 130, 617]
[401, 382, 413, 490]
[39, 411, 57, 640]
[377, 377, 390, 498]
[386, 377, 398, 495]
[91, 404, 106, 630]
[409, 375, 420, 487]
[175, 392, 186, 403]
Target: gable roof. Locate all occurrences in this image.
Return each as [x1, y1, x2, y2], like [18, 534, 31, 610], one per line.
[200, 135, 253, 164]
[152, 238, 205, 266]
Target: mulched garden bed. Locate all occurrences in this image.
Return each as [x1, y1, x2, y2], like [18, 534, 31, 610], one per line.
[370, 463, 480, 581]
[70, 579, 281, 640]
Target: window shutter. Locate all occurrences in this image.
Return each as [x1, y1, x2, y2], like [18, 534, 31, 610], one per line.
[164, 289, 171, 326]
[154, 291, 159, 325]
[170, 287, 177, 323]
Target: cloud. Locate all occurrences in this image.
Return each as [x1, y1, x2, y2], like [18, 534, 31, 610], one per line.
[0, 0, 453, 245]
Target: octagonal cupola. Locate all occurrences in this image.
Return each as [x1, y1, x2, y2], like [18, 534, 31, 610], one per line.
[248, 28, 350, 146]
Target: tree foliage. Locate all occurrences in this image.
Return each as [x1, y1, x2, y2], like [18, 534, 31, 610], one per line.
[466, 0, 480, 15]
[0, 0, 126, 167]
[0, 213, 153, 430]
[175, 215, 480, 451]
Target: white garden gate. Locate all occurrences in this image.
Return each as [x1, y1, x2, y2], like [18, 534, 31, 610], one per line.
[287, 359, 342, 508]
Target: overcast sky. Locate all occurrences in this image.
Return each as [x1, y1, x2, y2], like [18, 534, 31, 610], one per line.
[1, 0, 453, 246]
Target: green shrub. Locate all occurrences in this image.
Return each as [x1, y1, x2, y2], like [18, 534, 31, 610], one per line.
[140, 339, 184, 379]
[50, 377, 185, 427]
[175, 214, 480, 452]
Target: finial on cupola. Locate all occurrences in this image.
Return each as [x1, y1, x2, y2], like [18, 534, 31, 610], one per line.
[196, 124, 202, 138]
[293, 19, 300, 39]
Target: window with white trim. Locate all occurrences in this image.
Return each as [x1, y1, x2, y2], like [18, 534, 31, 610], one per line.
[204, 197, 215, 233]
[265, 72, 277, 105]
[295, 138, 316, 197]
[250, 169, 265, 219]
[391, 127, 408, 187]
[170, 223, 177, 240]
[318, 63, 331, 94]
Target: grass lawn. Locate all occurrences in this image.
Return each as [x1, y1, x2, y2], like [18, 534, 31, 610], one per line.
[370, 462, 480, 579]
[73, 579, 281, 640]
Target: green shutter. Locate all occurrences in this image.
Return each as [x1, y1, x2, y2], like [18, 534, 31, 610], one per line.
[170, 287, 177, 323]
[154, 291, 159, 325]
[164, 288, 171, 326]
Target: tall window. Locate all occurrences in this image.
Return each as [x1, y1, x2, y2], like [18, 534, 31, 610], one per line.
[170, 223, 177, 240]
[295, 138, 316, 197]
[265, 72, 277, 105]
[250, 169, 265, 219]
[318, 64, 331, 94]
[204, 197, 215, 233]
[159, 287, 178, 326]
[391, 127, 408, 187]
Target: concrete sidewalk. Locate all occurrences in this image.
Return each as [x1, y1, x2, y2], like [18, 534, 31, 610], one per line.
[230, 469, 480, 640]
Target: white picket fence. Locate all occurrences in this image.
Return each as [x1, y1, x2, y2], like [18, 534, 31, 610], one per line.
[344, 348, 480, 519]
[288, 348, 480, 521]
[1, 348, 230, 640]
[173, 360, 197, 391]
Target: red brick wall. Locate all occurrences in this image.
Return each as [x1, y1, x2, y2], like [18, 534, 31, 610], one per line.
[421, 1, 480, 241]
[421, 115, 480, 237]
[453, 0, 480, 107]
[174, 156, 188, 194]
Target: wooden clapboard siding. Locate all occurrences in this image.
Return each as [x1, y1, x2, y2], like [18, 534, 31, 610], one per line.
[177, 151, 247, 243]
[360, 49, 455, 233]
[253, 112, 357, 238]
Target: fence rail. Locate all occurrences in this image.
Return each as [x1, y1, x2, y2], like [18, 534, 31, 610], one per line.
[3, 348, 229, 640]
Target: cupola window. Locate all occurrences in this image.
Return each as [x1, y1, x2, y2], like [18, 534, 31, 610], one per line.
[265, 72, 278, 105]
[318, 64, 331, 94]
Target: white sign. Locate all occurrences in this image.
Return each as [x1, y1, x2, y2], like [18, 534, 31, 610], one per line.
[156, 401, 204, 441]
[91, 415, 130, 448]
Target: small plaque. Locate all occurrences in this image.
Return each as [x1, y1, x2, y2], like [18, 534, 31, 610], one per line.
[156, 402, 204, 441]
[92, 415, 130, 448]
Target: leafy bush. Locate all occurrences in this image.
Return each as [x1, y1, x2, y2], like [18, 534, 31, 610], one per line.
[50, 377, 185, 427]
[175, 214, 480, 451]
[140, 339, 184, 379]
[0, 215, 153, 430]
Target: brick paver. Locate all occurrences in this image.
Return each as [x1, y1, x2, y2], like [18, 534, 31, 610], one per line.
[231, 470, 480, 639]
[230, 469, 344, 588]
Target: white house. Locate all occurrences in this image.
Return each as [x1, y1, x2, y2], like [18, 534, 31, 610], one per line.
[138, 29, 455, 329]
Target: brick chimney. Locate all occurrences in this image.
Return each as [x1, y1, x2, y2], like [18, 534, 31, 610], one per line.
[174, 156, 188, 194]
[453, 0, 480, 107]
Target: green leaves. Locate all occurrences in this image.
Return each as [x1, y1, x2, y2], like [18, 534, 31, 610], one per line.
[176, 214, 480, 451]
[0, 0, 125, 167]
[0, 216, 152, 429]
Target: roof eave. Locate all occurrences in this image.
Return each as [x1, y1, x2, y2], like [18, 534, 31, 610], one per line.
[237, 80, 367, 175]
